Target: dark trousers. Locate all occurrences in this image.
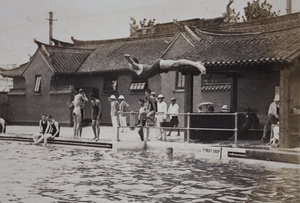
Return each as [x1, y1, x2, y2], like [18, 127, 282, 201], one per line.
[138, 120, 146, 141]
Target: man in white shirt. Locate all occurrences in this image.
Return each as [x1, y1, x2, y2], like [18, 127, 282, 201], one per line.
[109, 95, 119, 131]
[167, 98, 180, 136]
[156, 94, 167, 140]
[118, 95, 130, 133]
[261, 95, 280, 142]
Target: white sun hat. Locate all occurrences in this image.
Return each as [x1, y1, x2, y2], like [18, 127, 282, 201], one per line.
[157, 94, 164, 99]
[118, 95, 125, 100]
[109, 95, 116, 100]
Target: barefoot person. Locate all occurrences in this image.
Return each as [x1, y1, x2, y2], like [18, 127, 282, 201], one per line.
[137, 99, 147, 141]
[0, 117, 6, 134]
[124, 54, 206, 78]
[32, 114, 49, 142]
[33, 115, 60, 147]
[90, 93, 101, 141]
[70, 89, 88, 138]
[144, 89, 157, 126]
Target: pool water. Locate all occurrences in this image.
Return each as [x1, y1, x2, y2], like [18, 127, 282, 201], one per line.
[0, 141, 299, 202]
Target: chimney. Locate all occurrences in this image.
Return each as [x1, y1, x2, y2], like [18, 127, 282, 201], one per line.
[286, 0, 292, 14]
[47, 11, 57, 45]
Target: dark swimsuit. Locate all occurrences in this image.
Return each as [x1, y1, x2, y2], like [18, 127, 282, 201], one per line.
[40, 120, 48, 134]
[138, 59, 169, 78]
[49, 121, 60, 137]
[92, 100, 101, 120]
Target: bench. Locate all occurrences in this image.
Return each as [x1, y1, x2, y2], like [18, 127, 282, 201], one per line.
[245, 114, 269, 140]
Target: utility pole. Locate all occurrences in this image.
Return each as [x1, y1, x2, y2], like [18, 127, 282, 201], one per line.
[46, 11, 57, 45]
[286, 0, 292, 14]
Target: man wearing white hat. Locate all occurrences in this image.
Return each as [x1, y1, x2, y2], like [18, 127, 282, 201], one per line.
[118, 95, 130, 133]
[167, 98, 180, 136]
[109, 95, 119, 131]
[261, 94, 280, 142]
[156, 94, 167, 140]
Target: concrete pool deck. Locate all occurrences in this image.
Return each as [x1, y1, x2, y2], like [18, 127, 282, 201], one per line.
[1, 125, 299, 164]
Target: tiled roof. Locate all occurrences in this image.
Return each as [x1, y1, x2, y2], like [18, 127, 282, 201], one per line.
[39, 44, 93, 74]
[178, 25, 299, 70]
[208, 13, 300, 34]
[78, 36, 173, 73]
[0, 63, 28, 77]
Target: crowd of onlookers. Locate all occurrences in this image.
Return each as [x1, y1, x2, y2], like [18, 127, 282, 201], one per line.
[108, 88, 181, 141]
[0, 89, 281, 147]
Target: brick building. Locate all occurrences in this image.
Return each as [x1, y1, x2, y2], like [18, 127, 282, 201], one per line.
[0, 13, 299, 147]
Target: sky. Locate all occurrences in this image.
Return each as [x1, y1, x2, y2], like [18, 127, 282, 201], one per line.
[0, 0, 299, 67]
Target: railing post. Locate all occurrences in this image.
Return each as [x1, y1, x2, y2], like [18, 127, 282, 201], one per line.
[186, 112, 190, 142]
[117, 112, 120, 141]
[234, 112, 238, 147]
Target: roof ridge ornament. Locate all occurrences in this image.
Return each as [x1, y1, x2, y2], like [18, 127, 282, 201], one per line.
[222, 0, 240, 24]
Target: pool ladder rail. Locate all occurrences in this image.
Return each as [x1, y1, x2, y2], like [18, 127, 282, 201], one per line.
[0, 135, 113, 149]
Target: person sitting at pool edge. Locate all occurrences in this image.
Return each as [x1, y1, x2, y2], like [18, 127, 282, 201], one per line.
[33, 115, 60, 147]
[32, 114, 49, 142]
[124, 54, 206, 78]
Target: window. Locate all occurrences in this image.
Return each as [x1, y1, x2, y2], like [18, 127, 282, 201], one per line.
[34, 75, 41, 93]
[176, 71, 185, 89]
[103, 77, 118, 93]
[129, 76, 147, 91]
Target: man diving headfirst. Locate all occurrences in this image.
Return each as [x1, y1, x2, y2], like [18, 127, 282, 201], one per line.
[70, 89, 88, 138]
[124, 54, 206, 78]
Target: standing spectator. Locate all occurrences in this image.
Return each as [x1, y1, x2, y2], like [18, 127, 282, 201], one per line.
[167, 98, 180, 136]
[33, 115, 60, 147]
[156, 94, 167, 140]
[32, 114, 49, 142]
[144, 89, 157, 125]
[118, 95, 130, 133]
[261, 95, 280, 142]
[90, 94, 101, 141]
[137, 99, 147, 141]
[0, 117, 6, 133]
[151, 92, 158, 102]
[69, 89, 88, 138]
[109, 95, 119, 131]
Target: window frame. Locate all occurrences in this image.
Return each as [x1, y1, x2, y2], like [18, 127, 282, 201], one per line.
[175, 71, 185, 90]
[103, 76, 118, 93]
[34, 75, 42, 93]
[129, 75, 148, 91]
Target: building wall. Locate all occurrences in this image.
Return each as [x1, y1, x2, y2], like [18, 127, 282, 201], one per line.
[8, 51, 72, 125]
[236, 70, 280, 113]
[13, 77, 25, 89]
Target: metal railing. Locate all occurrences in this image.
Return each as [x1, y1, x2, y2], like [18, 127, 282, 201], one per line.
[117, 111, 239, 146]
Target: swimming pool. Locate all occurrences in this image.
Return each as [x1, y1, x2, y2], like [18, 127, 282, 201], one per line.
[0, 141, 299, 202]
